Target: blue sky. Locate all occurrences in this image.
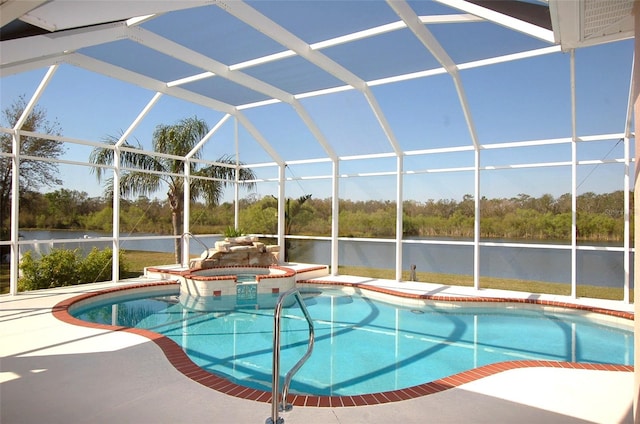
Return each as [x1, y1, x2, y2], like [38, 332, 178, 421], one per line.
[0, 22, 634, 204]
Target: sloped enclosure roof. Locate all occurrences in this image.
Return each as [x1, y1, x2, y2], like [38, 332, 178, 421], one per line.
[1, 0, 634, 182]
[0, 0, 637, 301]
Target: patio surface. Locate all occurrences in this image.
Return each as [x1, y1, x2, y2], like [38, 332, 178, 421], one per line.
[0, 272, 634, 424]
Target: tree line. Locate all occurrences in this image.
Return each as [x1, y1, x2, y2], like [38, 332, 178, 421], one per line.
[8, 188, 632, 242]
[236, 191, 630, 241]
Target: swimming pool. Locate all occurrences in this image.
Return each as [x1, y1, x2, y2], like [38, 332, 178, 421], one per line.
[68, 284, 633, 397]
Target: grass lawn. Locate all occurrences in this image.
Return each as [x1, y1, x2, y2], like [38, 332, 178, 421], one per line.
[338, 266, 632, 302]
[120, 250, 177, 279]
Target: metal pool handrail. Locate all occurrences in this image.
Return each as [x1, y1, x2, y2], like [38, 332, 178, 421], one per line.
[267, 287, 315, 424]
[180, 232, 209, 267]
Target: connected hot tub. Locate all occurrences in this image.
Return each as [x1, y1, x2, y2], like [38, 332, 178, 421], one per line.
[177, 265, 297, 311]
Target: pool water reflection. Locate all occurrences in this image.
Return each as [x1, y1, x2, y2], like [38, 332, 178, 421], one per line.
[71, 287, 634, 396]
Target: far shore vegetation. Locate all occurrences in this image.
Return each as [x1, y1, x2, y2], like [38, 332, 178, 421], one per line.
[7, 189, 632, 242]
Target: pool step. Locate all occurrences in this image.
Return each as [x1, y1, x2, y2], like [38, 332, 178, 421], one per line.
[143, 264, 188, 281]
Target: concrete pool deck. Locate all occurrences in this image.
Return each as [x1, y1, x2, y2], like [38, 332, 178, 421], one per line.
[0, 274, 634, 424]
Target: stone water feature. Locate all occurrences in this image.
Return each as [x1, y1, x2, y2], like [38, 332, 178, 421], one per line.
[188, 236, 280, 269]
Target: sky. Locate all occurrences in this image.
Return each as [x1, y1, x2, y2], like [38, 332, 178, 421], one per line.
[0, 3, 635, 205]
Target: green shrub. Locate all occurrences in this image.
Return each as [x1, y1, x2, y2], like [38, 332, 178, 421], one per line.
[81, 247, 125, 283]
[18, 247, 127, 292]
[19, 249, 81, 291]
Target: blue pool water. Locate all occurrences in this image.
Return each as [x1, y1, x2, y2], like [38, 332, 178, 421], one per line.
[72, 287, 633, 396]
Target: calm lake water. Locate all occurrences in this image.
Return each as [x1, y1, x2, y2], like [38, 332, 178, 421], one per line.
[18, 230, 633, 289]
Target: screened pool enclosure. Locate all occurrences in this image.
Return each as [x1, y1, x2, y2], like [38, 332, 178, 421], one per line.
[0, 0, 636, 302]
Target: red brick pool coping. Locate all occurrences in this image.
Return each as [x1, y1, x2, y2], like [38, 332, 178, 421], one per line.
[52, 280, 634, 408]
[146, 264, 298, 282]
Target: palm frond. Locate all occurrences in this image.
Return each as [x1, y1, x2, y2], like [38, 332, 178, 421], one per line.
[90, 136, 157, 178]
[89, 136, 117, 181]
[119, 172, 162, 198]
[190, 176, 224, 206]
[192, 155, 256, 205]
[207, 155, 257, 186]
[153, 117, 209, 160]
[120, 149, 164, 173]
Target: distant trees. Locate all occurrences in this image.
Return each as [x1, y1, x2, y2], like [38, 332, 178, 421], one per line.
[18, 189, 109, 230]
[403, 191, 629, 241]
[239, 196, 278, 235]
[16, 190, 236, 234]
[236, 192, 630, 241]
[12, 188, 632, 243]
[0, 96, 65, 237]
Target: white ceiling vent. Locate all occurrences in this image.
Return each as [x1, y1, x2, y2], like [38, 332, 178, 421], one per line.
[583, 0, 634, 39]
[550, 0, 634, 49]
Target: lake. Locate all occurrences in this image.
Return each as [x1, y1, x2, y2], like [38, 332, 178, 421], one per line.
[18, 230, 633, 289]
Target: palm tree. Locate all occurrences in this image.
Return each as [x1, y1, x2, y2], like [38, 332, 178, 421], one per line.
[285, 194, 312, 235]
[281, 194, 312, 262]
[89, 116, 256, 262]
